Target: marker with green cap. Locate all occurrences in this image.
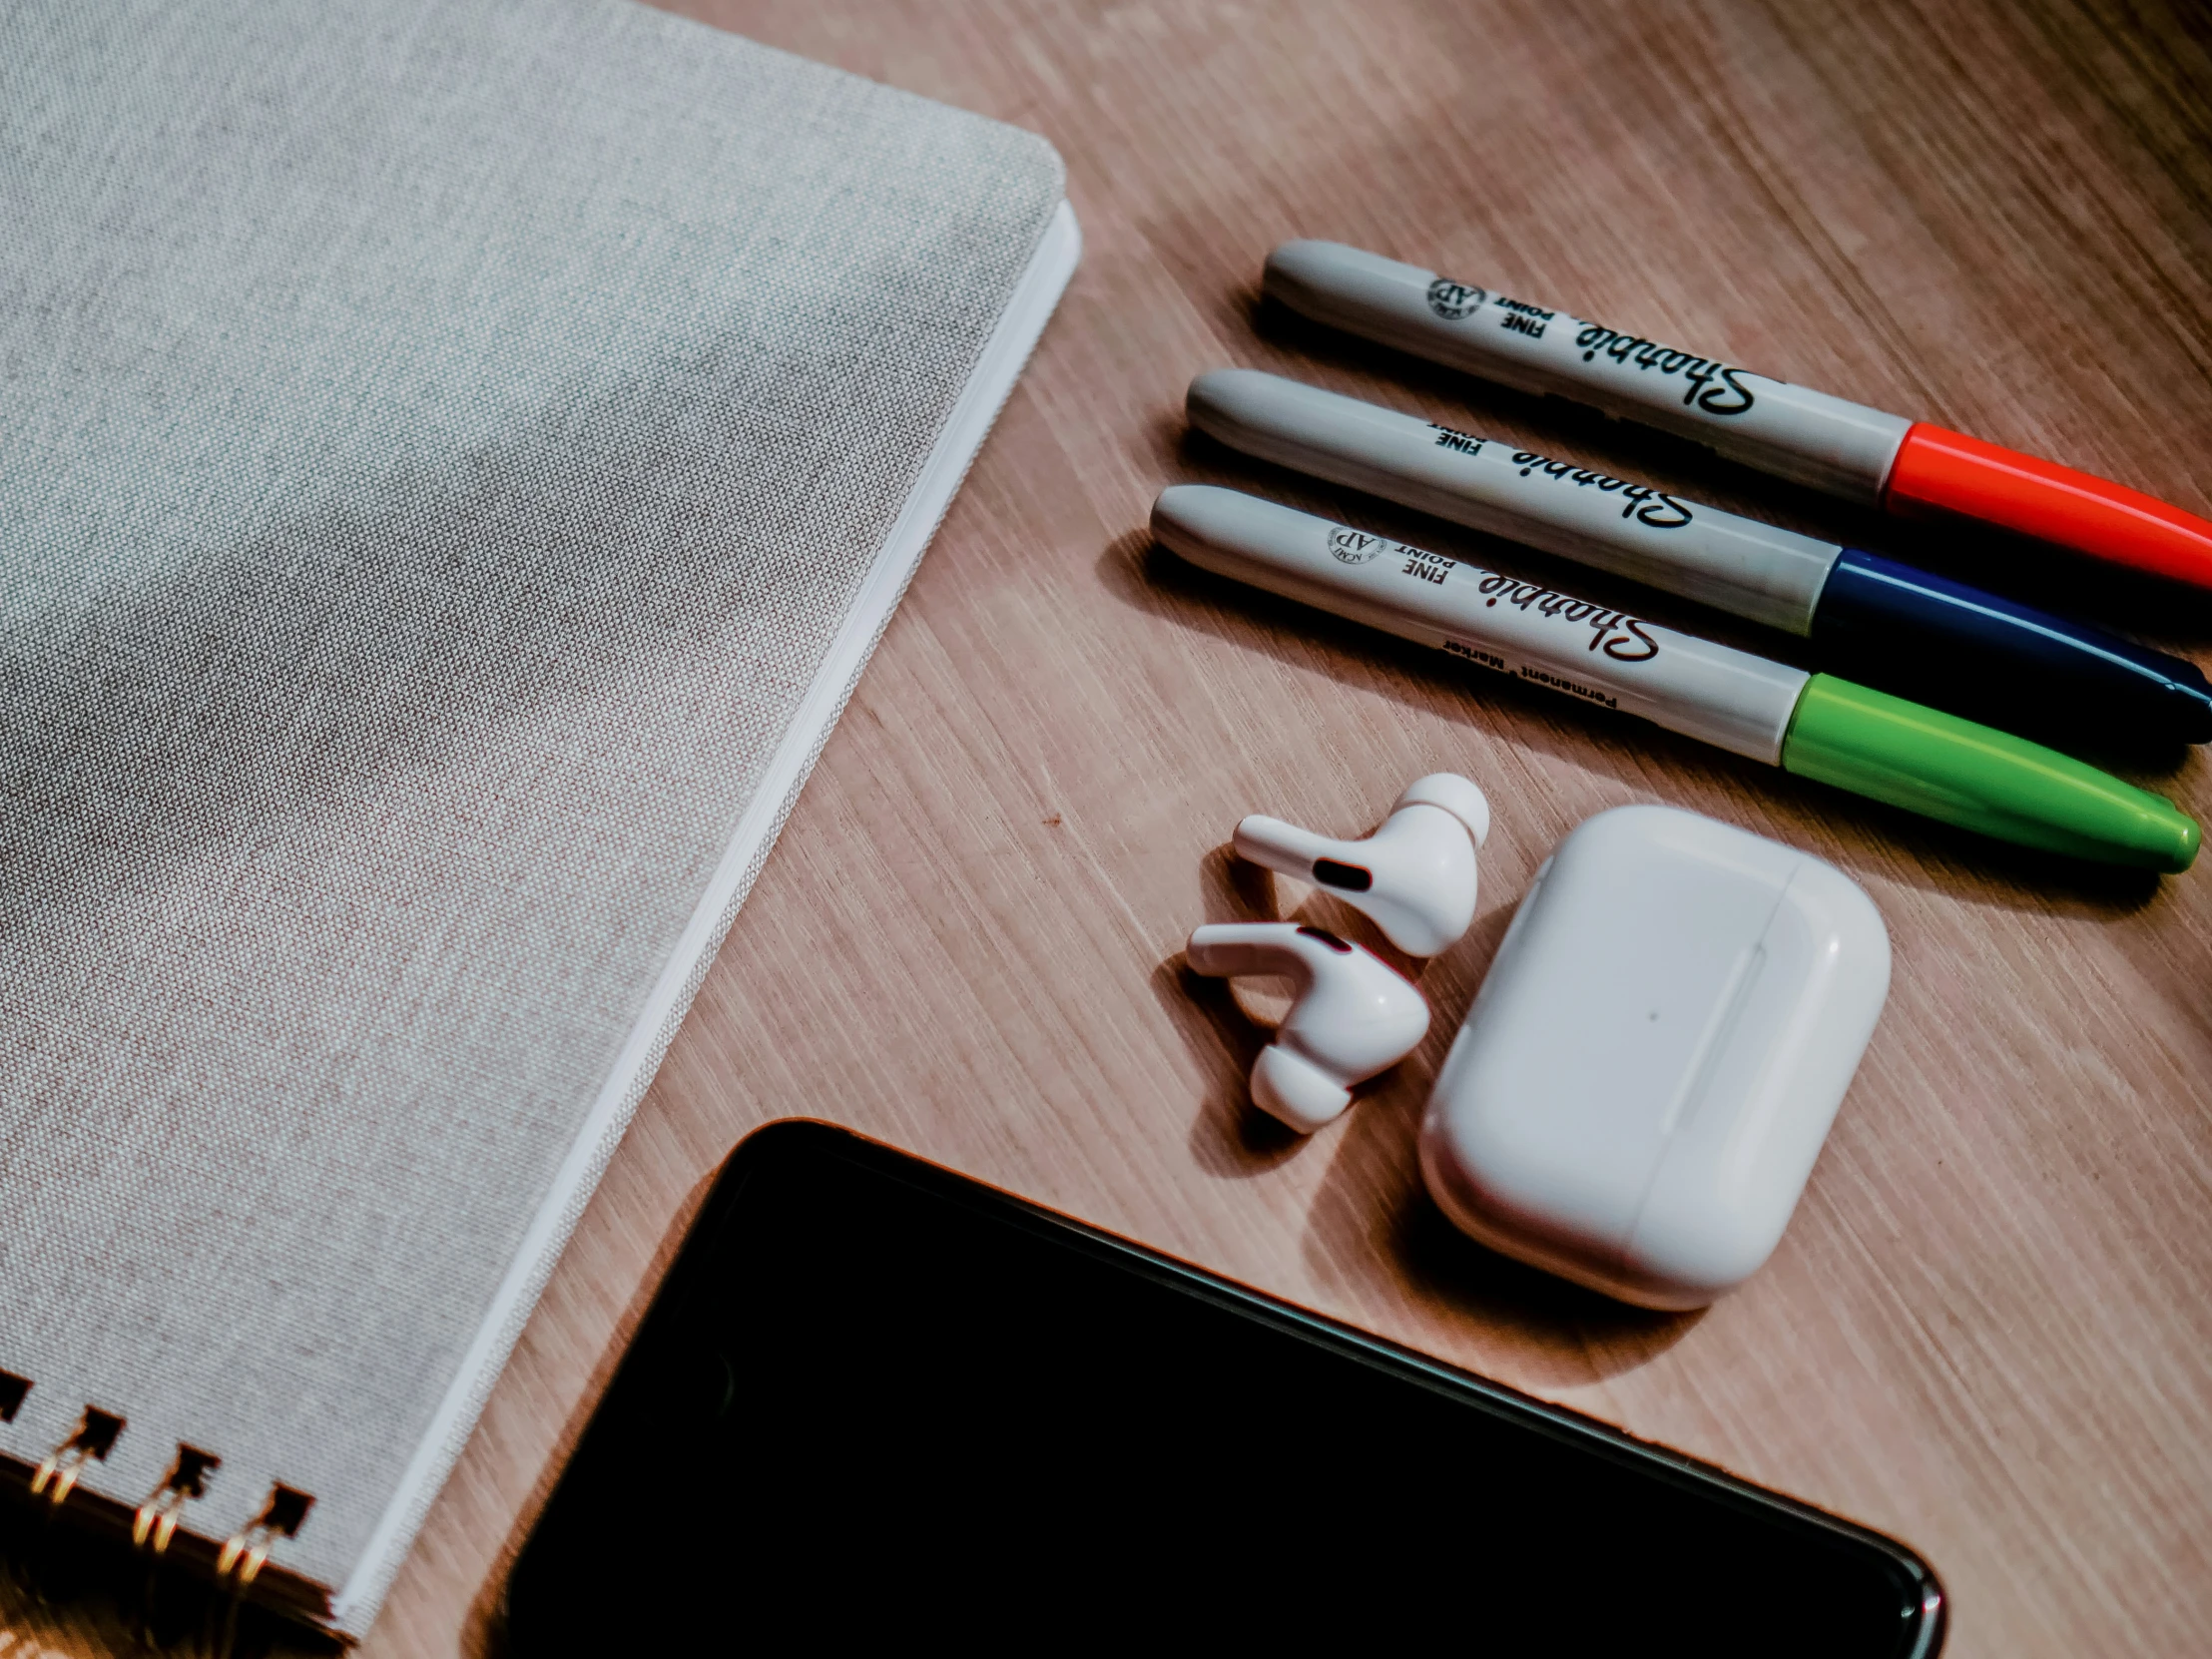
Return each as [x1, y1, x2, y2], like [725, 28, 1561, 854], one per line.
[1153, 483, 2198, 872]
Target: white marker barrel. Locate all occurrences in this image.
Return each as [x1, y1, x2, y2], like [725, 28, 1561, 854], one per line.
[1264, 241, 1913, 506]
[1152, 484, 1808, 765]
[1190, 368, 1843, 636]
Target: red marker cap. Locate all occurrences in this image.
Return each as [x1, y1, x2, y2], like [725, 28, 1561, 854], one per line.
[1884, 423, 2212, 590]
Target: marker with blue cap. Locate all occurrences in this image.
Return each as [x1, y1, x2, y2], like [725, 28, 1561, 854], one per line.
[1187, 368, 2212, 748]
[1150, 483, 2201, 873]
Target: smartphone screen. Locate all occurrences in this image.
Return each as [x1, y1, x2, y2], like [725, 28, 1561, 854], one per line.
[506, 1121, 1942, 1654]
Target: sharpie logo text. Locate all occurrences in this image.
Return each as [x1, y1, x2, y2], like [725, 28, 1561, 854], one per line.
[1475, 572, 1660, 662]
[1572, 323, 1756, 416]
[1509, 451, 1692, 529]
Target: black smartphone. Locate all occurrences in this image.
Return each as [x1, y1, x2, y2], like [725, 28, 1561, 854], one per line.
[506, 1121, 1943, 1654]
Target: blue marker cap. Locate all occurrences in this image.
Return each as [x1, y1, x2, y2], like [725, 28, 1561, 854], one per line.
[1810, 548, 2212, 748]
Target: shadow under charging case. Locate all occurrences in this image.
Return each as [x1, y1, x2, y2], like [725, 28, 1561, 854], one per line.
[1419, 805, 1890, 1311]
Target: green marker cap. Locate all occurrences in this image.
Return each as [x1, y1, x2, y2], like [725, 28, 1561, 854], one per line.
[1782, 674, 2200, 873]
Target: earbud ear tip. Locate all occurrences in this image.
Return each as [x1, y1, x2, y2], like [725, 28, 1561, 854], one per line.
[1250, 1045, 1354, 1134]
[1394, 773, 1489, 847]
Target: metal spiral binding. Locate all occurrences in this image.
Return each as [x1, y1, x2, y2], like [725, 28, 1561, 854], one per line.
[210, 1484, 313, 1659]
[29, 1409, 125, 1511]
[27, 1443, 91, 1510]
[134, 1448, 219, 1557]
[0, 1377, 316, 1654]
[133, 1446, 221, 1648]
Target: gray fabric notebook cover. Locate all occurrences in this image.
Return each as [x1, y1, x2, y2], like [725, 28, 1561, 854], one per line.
[0, 0, 1067, 1629]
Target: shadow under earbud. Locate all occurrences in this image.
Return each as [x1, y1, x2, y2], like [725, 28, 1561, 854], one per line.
[1156, 954, 1305, 1177]
[1161, 844, 1303, 1173]
[1166, 840, 1438, 1178]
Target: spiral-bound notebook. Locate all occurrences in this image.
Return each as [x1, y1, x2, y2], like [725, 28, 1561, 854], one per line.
[0, 0, 1074, 1637]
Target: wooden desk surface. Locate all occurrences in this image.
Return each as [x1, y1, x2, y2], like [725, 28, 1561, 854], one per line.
[354, 2, 2212, 1653]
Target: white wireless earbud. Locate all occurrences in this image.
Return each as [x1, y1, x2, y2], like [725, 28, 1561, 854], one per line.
[1232, 773, 1490, 957]
[1185, 921, 1431, 1134]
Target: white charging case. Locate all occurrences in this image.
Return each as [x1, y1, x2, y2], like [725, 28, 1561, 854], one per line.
[1419, 805, 1890, 1311]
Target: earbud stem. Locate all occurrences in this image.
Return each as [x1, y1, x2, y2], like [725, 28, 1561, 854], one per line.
[1232, 815, 1336, 880]
[1185, 920, 1314, 981]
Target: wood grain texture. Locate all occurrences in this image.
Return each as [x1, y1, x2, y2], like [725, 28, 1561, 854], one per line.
[76, 1, 2212, 1654]
[378, 3, 2212, 1655]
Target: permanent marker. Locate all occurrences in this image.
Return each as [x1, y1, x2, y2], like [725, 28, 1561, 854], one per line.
[1151, 483, 2199, 872]
[1188, 368, 2212, 746]
[1264, 240, 2212, 592]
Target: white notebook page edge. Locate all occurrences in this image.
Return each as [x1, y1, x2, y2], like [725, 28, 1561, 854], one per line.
[329, 199, 1081, 1634]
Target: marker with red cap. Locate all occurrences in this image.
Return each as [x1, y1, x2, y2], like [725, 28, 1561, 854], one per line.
[1264, 240, 2212, 591]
